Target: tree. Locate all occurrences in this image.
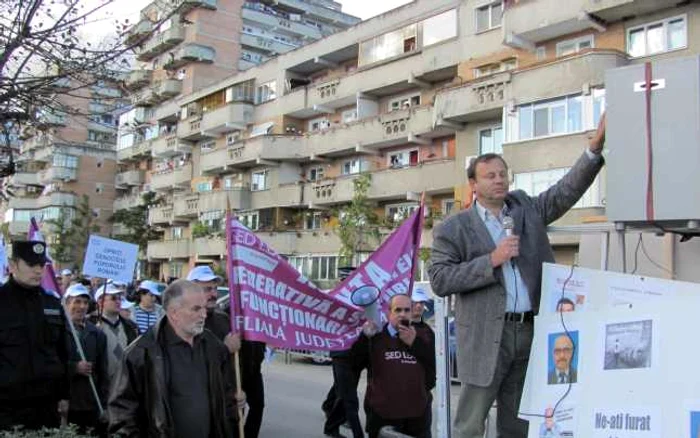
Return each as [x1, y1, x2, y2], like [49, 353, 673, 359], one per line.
[335, 173, 381, 267]
[44, 205, 73, 265]
[71, 194, 101, 268]
[110, 191, 162, 252]
[0, 0, 179, 175]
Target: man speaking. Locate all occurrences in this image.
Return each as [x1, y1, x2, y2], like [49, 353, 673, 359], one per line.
[429, 116, 606, 437]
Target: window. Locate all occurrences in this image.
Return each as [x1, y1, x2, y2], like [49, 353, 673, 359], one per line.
[255, 81, 277, 104]
[200, 210, 223, 230]
[627, 15, 687, 57]
[536, 46, 546, 61]
[95, 184, 104, 194]
[342, 109, 358, 124]
[227, 132, 240, 145]
[251, 170, 269, 191]
[556, 35, 594, 57]
[479, 126, 504, 154]
[386, 202, 419, 223]
[308, 256, 338, 281]
[196, 182, 213, 192]
[308, 166, 324, 181]
[308, 117, 330, 132]
[358, 23, 418, 67]
[442, 199, 455, 216]
[593, 88, 606, 127]
[514, 94, 584, 141]
[227, 80, 255, 103]
[422, 9, 458, 47]
[341, 159, 361, 175]
[388, 149, 419, 168]
[200, 140, 215, 151]
[169, 262, 183, 279]
[304, 212, 322, 230]
[475, 58, 517, 78]
[476, 2, 502, 33]
[238, 211, 259, 230]
[389, 93, 421, 112]
[171, 227, 183, 239]
[514, 169, 602, 209]
[52, 154, 78, 168]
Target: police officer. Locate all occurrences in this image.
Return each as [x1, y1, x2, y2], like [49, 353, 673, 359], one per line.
[0, 240, 71, 430]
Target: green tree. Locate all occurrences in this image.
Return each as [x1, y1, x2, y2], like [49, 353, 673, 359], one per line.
[335, 173, 381, 266]
[70, 194, 101, 268]
[110, 191, 162, 252]
[44, 206, 73, 265]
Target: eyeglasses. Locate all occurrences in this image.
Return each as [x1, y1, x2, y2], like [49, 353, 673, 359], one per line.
[393, 307, 411, 313]
[201, 286, 216, 292]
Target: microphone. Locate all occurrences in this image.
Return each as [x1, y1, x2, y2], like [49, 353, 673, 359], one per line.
[502, 216, 514, 236]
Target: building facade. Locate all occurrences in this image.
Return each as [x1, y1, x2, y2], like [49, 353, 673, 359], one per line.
[125, 0, 699, 284]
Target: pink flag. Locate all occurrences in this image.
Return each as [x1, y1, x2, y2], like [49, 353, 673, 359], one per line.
[225, 202, 424, 351]
[328, 202, 425, 312]
[28, 217, 63, 296]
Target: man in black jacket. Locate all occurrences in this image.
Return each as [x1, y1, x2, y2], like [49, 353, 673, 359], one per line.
[64, 283, 109, 436]
[108, 279, 240, 437]
[0, 240, 71, 431]
[353, 294, 436, 438]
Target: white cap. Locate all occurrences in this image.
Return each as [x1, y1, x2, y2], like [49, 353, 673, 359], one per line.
[120, 299, 135, 310]
[138, 280, 161, 296]
[187, 265, 222, 283]
[60, 268, 72, 276]
[64, 283, 91, 299]
[411, 286, 431, 303]
[94, 283, 124, 301]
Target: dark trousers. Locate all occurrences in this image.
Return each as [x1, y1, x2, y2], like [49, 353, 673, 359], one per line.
[242, 369, 265, 438]
[366, 409, 427, 438]
[68, 409, 105, 437]
[323, 359, 364, 438]
[0, 397, 60, 431]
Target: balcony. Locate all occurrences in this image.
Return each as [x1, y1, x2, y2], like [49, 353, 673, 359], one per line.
[114, 195, 143, 211]
[117, 139, 152, 161]
[200, 102, 254, 136]
[585, 0, 680, 23]
[198, 189, 251, 212]
[177, 116, 204, 141]
[38, 192, 77, 208]
[8, 221, 31, 237]
[91, 86, 121, 98]
[115, 170, 145, 188]
[36, 112, 67, 128]
[39, 167, 77, 184]
[152, 134, 192, 157]
[173, 193, 200, 219]
[241, 6, 322, 40]
[259, 229, 343, 255]
[240, 33, 298, 55]
[173, 0, 217, 14]
[131, 87, 158, 107]
[200, 136, 305, 173]
[194, 237, 225, 257]
[433, 72, 511, 123]
[163, 43, 215, 70]
[126, 70, 152, 90]
[153, 100, 180, 122]
[268, 0, 360, 27]
[137, 25, 186, 62]
[147, 239, 191, 260]
[10, 172, 40, 186]
[148, 205, 173, 225]
[8, 196, 41, 209]
[307, 159, 457, 206]
[306, 106, 436, 156]
[251, 183, 304, 210]
[510, 50, 628, 103]
[125, 19, 153, 45]
[157, 79, 183, 100]
[150, 163, 192, 192]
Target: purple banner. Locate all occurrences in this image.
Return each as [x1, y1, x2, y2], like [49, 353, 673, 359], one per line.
[226, 204, 424, 351]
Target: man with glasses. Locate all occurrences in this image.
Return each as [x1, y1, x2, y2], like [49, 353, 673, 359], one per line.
[352, 294, 435, 438]
[95, 282, 139, 381]
[547, 335, 576, 385]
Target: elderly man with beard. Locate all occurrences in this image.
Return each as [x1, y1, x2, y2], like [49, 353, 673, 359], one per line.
[188, 265, 264, 438]
[108, 279, 241, 437]
[64, 284, 109, 436]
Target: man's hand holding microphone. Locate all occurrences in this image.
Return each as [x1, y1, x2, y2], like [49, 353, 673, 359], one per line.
[491, 216, 518, 267]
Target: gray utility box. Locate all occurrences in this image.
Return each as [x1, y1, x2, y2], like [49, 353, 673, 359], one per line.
[606, 55, 700, 224]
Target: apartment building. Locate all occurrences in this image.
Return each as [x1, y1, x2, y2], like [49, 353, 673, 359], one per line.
[116, 0, 359, 278]
[134, 0, 699, 284]
[4, 76, 125, 264]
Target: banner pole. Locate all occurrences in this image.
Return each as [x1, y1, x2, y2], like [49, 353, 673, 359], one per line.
[225, 203, 246, 438]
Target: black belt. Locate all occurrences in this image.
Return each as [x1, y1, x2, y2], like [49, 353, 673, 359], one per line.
[504, 311, 534, 323]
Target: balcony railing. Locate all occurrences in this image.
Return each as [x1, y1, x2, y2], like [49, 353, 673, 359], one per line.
[173, 193, 199, 219]
[150, 163, 192, 192]
[200, 102, 254, 136]
[125, 19, 153, 45]
[148, 205, 173, 225]
[163, 43, 215, 70]
[200, 135, 305, 173]
[172, 0, 217, 14]
[126, 70, 152, 90]
[137, 25, 186, 61]
[114, 195, 143, 211]
[147, 239, 191, 259]
[152, 134, 192, 157]
[115, 170, 145, 188]
[39, 167, 77, 184]
[198, 188, 251, 211]
[117, 139, 152, 161]
[433, 72, 511, 123]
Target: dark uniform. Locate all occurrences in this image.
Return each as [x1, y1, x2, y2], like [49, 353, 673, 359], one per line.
[0, 241, 71, 430]
[206, 309, 266, 438]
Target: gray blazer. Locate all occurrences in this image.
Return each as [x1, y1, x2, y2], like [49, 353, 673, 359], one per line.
[428, 152, 603, 387]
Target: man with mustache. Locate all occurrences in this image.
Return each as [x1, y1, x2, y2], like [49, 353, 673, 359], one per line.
[109, 280, 241, 437]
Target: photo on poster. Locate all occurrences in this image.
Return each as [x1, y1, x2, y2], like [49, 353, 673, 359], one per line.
[545, 264, 590, 313]
[604, 320, 652, 370]
[535, 404, 576, 438]
[691, 411, 700, 438]
[548, 331, 579, 385]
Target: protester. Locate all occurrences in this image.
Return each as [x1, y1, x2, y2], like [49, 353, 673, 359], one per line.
[429, 116, 606, 437]
[130, 279, 164, 334]
[109, 280, 243, 437]
[94, 282, 139, 381]
[0, 241, 71, 430]
[410, 288, 436, 438]
[120, 298, 135, 320]
[64, 284, 109, 436]
[60, 268, 73, 292]
[188, 265, 266, 438]
[352, 294, 435, 438]
[322, 266, 365, 438]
